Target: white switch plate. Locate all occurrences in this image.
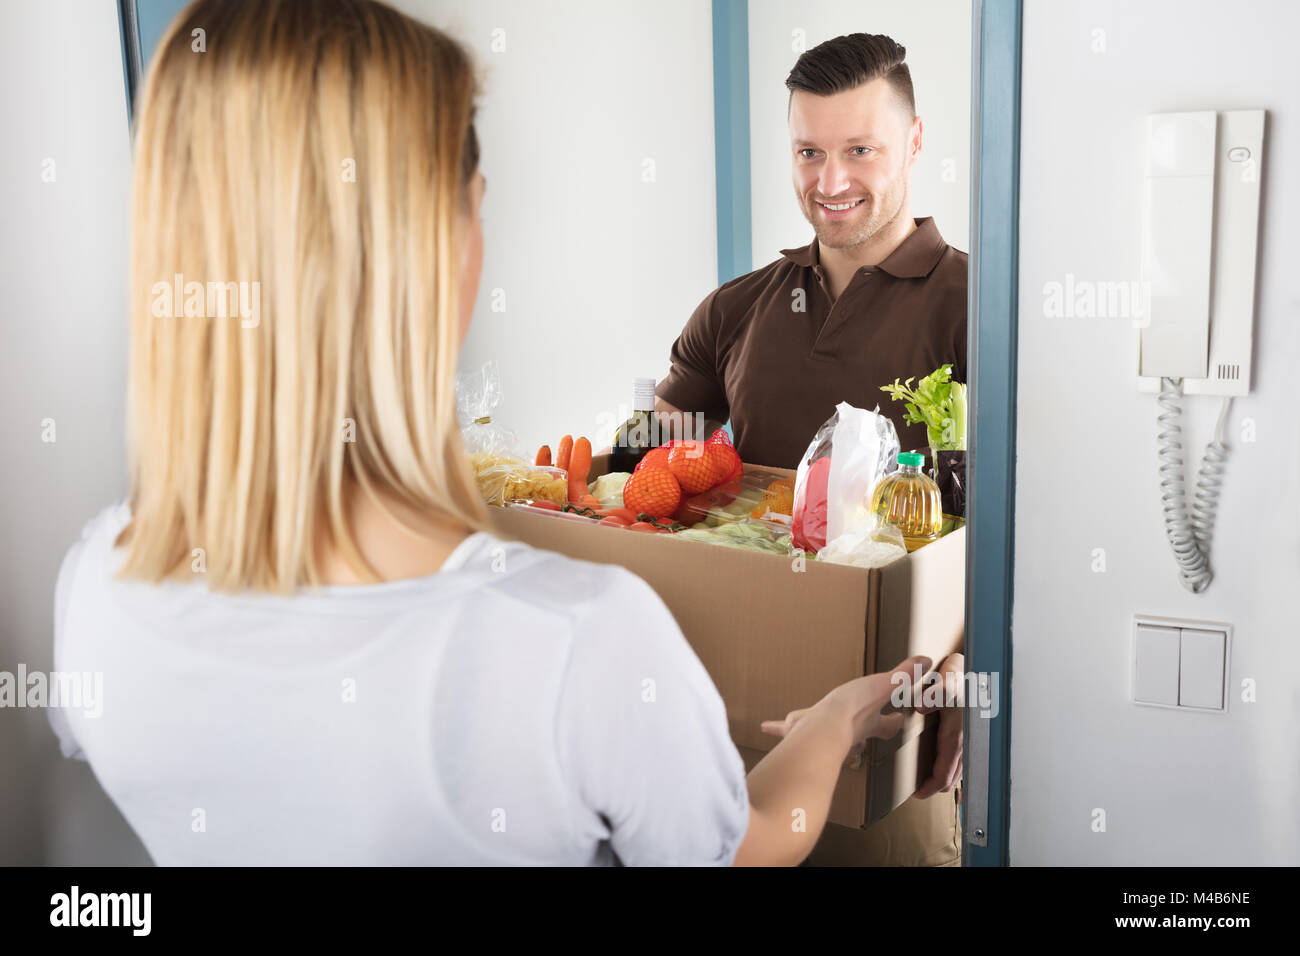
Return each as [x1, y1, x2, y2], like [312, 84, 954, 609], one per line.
[1132, 614, 1232, 713]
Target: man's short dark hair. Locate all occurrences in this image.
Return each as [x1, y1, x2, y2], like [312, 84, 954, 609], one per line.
[785, 33, 915, 119]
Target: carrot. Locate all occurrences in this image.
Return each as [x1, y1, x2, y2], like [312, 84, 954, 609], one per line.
[579, 494, 600, 506]
[535, 445, 552, 467]
[556, 435, 574, 472]
[567, 437, 592, 502]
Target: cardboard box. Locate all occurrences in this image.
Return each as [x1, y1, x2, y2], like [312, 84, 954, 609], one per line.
[487, 454, 965, 829]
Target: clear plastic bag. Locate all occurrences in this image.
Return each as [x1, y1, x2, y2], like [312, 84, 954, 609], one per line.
[818, 515, 908, 569]
[455, 360, 567, 506]
[472, 459, 568, 506]
[678, 465, 795, 529]
[792, 401, 899, 554]
[456, 359, 517, 457]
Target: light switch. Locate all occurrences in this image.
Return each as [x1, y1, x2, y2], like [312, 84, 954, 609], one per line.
[1134, 624, 1180, 706]
[1179, 627, 1226, 709]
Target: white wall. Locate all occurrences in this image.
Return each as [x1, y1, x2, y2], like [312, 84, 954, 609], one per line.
[0, 0, 150, 863]
[747, 0, 972, 267]
[1014, 0, 1300, 864]
[393, 0, 718, 457]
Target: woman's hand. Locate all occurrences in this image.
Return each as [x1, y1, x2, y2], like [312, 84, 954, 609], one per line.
[760, 654, 934, 762]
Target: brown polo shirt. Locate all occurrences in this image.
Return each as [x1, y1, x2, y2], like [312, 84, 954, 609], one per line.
[656, 217, 967, 469]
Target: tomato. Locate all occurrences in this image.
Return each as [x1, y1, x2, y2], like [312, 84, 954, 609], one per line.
[792, 456, 831, 552]
[597, 517, 626, 528]
[626, 521, 659, 533]
[605, 507, 639, 524]
[527, 499, 561, 511]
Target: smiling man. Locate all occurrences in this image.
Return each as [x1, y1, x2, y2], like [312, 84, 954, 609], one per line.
[656, 33, 967, 471]
[654, 33, 967, 866]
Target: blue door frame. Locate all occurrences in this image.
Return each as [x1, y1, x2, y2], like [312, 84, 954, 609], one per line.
[711, 0, 753, 287]
[117, 0, 187, 125]
[965, 0, 1021, 867]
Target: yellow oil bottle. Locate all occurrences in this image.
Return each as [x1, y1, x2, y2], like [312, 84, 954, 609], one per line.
[868, 452, 943, 551]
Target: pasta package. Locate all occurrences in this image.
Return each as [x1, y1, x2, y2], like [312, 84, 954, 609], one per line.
[469, 453, 568, 506]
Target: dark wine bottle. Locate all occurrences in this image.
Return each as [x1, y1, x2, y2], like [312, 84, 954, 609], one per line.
[608, 377, 658, 473]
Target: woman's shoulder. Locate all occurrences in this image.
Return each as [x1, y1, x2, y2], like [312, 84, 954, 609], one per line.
[73, 500, 132, 545]
[58, 501, 131, 588]
[54, 505, 663, 632]
[455, 529, 660, 619]
[462, 533, 689, 674]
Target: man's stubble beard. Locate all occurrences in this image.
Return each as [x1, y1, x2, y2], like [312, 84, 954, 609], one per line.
[803, 172, 909, 252]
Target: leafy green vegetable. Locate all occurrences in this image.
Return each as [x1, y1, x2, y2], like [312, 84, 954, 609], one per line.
[589, 472, 631, 508]
[674, 519, 794, 555]
[879, 363, 967, 453]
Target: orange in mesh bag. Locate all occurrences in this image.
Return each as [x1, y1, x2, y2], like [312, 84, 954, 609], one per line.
[708, 429, 743, 482]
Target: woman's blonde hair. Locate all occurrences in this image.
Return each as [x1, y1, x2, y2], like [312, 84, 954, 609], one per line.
[116, 0, 491, 592]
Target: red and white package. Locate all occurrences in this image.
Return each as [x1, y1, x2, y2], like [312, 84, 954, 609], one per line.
[791, 403, 899, 554]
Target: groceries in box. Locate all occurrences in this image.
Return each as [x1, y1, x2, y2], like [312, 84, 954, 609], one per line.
[461, 361, 967, 564]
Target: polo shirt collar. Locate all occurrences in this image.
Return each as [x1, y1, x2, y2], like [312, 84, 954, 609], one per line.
[780, 216, 947, 279]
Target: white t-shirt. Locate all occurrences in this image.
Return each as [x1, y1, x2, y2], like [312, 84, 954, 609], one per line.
[49, 503, 750, 866]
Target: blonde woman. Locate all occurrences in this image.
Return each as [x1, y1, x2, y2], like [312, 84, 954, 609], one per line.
[50, 0, 927, 866]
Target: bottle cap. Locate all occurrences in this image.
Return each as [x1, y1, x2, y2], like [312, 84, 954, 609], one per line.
[897, 451, 925, 467]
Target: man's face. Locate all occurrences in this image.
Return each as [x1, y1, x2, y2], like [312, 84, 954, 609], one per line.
[789, 78, 921, 251]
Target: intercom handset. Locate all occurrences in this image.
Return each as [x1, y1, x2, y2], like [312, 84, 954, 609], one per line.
[1138, 110, 1264, 593]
